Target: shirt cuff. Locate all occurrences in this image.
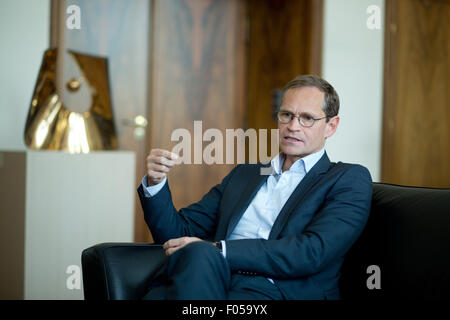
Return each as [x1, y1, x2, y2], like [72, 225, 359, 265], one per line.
[221, 240, 227, 258]
[141, 175, 167, 197]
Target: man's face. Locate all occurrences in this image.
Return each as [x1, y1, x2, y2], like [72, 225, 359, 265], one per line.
[278, 87, 339, 160]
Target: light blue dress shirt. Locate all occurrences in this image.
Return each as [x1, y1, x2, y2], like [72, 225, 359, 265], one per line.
[141, 149, 325, 259]
[142, 176, 167, 197]
[228, 148, 325, 243]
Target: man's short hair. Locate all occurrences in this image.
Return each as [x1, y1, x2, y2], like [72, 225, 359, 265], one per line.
[281, 75, 340, 121]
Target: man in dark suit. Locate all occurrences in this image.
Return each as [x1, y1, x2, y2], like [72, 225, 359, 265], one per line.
[138, 75, 373, 300]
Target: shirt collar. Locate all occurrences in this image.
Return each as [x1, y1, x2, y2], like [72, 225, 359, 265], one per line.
[270, 148, 325, 175]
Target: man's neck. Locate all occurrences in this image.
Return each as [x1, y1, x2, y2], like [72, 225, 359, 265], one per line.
[282, 155, 300, 172]
[281, 148, 325, 172]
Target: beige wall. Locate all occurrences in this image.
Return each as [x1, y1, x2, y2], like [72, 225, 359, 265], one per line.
[0, 151, 136, 299]
[322, 0, 385, 182]
[24, 151, 136, 299]
[0, 0, 50, 151]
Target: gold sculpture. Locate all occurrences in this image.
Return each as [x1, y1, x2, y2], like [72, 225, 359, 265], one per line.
[24, 49, 118, 153]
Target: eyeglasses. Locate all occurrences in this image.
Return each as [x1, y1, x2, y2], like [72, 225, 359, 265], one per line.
[277, 110, 328, 128]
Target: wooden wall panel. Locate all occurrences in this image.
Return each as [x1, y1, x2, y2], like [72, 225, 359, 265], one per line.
[149, 0, 246, 211]
[382, 0, 450, 188]
[246, 0, 322, 161]
[304, 0, 323, 76]
[0, 152, 26, 299]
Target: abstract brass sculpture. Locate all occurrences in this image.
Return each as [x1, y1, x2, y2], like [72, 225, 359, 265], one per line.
[24, 49, 118, 153]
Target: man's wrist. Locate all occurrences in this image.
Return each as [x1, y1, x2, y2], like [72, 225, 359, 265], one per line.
[212, 241, 223, 253]
[142, 175, 167, 197]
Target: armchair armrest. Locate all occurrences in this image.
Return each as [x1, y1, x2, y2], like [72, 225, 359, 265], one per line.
[81, 243, 167, 300]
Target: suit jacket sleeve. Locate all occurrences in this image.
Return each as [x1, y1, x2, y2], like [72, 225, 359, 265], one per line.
[137, 165, 239, 244]
[224, 164, 373, 279]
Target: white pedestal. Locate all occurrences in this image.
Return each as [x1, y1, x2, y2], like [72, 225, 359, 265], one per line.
[0, 150, 136, 299]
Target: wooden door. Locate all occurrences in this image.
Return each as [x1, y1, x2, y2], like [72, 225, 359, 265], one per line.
[246, 0, 323, 161]
[147, 0, 247, 221]
[383, 0, 450, 188]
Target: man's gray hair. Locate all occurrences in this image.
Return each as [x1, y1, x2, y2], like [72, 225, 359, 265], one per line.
[281, 75, 340, 121]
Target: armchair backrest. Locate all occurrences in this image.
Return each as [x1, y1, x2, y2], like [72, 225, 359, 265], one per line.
[339, 183, 450, 299]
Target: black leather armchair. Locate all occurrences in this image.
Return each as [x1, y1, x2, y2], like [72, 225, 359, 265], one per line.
[82, 183, 450, 299]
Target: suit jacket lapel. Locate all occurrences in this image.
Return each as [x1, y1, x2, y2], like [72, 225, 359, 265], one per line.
[223, 164, 270, 239]
[268, 152, 331, 240]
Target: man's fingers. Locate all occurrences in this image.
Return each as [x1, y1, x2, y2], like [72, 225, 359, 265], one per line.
[162, 239, 171, 250]
[165, 247, 177, 256]
[151, 156, 175, 168]
[164, 237, 186, 249]
[147, 150, 180, 168]
[163, 237, 204, 256]
[149, 163, 170, 173]
[163, 238, 176, 250]
[146, 149, 181, 186]
[151, 149, 179, 161]
[163, 237, 190, 255]
[147, 154, 175, 167]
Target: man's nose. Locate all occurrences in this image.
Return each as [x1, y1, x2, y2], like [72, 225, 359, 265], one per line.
[287, 117, 301, 131]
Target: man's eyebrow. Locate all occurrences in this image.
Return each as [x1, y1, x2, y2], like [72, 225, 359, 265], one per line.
[280, 109, 316, 117]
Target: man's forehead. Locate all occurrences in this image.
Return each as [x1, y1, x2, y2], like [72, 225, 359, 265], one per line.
[282, 87, 324, 112]
[285, 86, 324, 100]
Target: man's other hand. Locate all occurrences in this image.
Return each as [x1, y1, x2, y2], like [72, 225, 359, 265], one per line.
[162, 237, 203, 256]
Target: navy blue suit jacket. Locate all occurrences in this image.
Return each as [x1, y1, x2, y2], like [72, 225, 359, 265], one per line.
[137, 152, 373, 299]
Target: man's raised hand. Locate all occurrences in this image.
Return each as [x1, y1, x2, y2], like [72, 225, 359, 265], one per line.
[146, 149, 180, 186]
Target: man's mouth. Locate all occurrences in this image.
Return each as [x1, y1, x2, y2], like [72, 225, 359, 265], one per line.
[283, 136, 303, 143]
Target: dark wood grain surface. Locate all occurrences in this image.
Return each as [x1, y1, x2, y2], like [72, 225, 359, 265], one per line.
[382, 0, 450, 187]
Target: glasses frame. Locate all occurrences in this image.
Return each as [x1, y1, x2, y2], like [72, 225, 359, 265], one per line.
[277, 110, 328, 128]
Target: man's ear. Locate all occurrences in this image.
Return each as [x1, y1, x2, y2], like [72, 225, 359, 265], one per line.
[325, 116, 339, 139]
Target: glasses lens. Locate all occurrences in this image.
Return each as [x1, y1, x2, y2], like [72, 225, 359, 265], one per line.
[300, 114, 314, 127]
[278, 111, 291, 123]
